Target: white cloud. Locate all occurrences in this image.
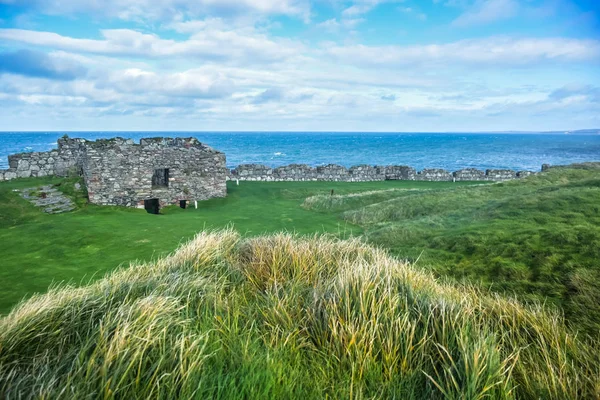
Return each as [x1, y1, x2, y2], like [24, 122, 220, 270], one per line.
[324, 37, 600, 66]
[0, 26, 304, 64]
[317, 18, 341, 32]
[398, 7, 427, 21]
[4, 28, 598, 70]
[0, 0, 310, 21]
[0, 2, 599, 132]
[317, 17, 365, 32]
[342, 0, 402, 17]
[98, 67, 234, 99]
[452, 0, 519, 27]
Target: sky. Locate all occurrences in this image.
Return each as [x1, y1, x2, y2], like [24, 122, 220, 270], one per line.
[0, 0, 598, 132]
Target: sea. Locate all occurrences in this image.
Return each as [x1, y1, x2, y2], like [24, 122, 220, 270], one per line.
[1, 132, 599, 172]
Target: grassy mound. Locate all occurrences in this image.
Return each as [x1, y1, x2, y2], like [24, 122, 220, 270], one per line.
[1, 230, 598, 399]
[303, 165, 600, 334]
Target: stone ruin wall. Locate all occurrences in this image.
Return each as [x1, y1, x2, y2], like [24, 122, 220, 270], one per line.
[82, 138, 227, 207]
[0, 137, 228, 207]
[0, 139, 539, 188]
[228, 164, 537, 182]
[0, 138, 86, 181]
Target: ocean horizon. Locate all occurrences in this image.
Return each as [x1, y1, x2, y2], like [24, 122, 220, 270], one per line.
[1, 131, 599, 172]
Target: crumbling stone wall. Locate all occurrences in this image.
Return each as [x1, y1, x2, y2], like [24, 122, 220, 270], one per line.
[82, 137, 227, 207]
[453, 168, 486, 181]
[485, 169, 516, 181]
[229, 163, 387, 182]
[416, 168, 454, 181]
[274, 164, 317, 181]
[383, 165, 417, 180]
[349, 165, 384, 181]
[1, 136, 545, 192]
[0, 137, 227, 207]
[0, 137, 88, 181]
[228, 164, 539, 182]
[316, 164, 349, 181]
[516, 171, 535, 178]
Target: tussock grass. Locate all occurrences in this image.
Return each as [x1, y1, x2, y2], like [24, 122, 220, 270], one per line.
[304, 166, 600, 334]
[302, 188, 426, 212]
[1, 229, 598, 399]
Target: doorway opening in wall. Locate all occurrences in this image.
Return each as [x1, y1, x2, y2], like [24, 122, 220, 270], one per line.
[179, 200, 187, 209]
[144, 198, 160, 214]
[152, 168, 169, 187]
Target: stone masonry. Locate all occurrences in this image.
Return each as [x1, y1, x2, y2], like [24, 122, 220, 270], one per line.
[0, 137, 227, 208]
[0, 136, 543, 207]
[228, 164, 537, 182]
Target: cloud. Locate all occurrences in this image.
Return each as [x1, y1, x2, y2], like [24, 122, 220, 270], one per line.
[549, 84, 600, 103]
[0, 26, 303, 64]
[97, 67, 235, 99]
[317, 17, 365, 32]
[250, 87, 314, 104]
[4, 28, 598, 71]
[342, 0, 402, 17]
[324, 37, 600, 66]
[452, 0, 519, 27]
[0, 49, 87, 80]
[0, 0, 310, 21]
[398, 7, 427, 21]
[317, 18, 341, 32]
[251, 88, 285, 104]
[381, 94, 396, 101]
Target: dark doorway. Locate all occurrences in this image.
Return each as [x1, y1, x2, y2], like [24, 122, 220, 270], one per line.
[179, 200, 187, 209]
[152, 168, 169, 187]
[144, 198, 160, 214]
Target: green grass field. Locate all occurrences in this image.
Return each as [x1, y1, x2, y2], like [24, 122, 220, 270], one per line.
[0, 177, 477, 314]
[304, 164, 600, 334]
[2, 166, 600, 398]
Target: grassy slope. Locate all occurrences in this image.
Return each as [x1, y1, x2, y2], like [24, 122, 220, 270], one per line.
[1, 231, 598, 399]
[304, 165, 600, 334]
[0, 177, 475, 314]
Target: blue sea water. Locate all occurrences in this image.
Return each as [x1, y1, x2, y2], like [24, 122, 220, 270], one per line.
[1, 132, 599, 172]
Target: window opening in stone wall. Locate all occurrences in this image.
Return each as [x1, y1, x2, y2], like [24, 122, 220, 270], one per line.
[144, 198, 160, 214]
[152, 168, 169, 187]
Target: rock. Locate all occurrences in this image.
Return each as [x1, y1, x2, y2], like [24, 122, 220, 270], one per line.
[17, 160, 30, 170]
[4, 170, 17, 180]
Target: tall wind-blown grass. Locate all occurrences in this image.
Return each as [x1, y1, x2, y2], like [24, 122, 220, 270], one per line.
[1, 229, 598, 399]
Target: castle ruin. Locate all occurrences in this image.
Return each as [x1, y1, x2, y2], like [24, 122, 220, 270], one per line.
[0, 135, 541, 213]
[0, 137, 228, 210]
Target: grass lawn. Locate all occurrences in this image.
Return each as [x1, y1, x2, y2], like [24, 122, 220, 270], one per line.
[304, 164, 600, 334]
[0, 177, 479, 314]
[2, 169, 600, 398]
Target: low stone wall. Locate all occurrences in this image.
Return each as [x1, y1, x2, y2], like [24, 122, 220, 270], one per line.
[1, 147, 539, 185]
[0, 138, 86, 182]
[228, 164, 538, 182]
[415, 168, 454, 182]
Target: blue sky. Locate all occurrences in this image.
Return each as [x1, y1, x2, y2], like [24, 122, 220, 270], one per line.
[0, 0, 598, 131]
